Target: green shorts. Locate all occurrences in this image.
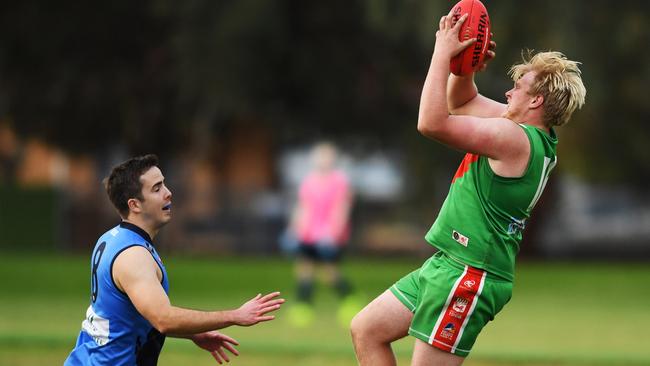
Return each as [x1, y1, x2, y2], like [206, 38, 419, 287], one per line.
[390, 251, 512, 357]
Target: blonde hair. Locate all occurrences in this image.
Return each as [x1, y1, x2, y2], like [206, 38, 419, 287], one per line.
[509, 51, 586, 127]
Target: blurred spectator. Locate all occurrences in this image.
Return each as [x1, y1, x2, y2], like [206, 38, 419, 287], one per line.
[284, 142, 362, 327]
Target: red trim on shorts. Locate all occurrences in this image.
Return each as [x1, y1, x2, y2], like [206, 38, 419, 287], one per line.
[431, 266, 486, 353]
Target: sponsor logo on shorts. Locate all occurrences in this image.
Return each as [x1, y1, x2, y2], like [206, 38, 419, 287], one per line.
[430, 266, 487, 353]
[462, 280, 476, 289]
[452, 297, 469, 313]
[452, 230, 469, 247]
[440, 322, 456, 340]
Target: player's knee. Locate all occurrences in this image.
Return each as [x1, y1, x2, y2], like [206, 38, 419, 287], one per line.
[350, 310, 371, 344]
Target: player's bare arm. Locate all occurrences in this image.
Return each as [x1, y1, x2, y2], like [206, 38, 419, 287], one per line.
[113, 246, 285, 335]
[418, 13, 529, 176]
[447, 74, 506, 117]
[447, 38, 506, 117]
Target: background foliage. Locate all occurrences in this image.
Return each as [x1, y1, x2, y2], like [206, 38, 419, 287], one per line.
[2, 0, 648, 185]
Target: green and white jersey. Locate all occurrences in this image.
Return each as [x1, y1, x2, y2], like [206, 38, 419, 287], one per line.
[425, 124, 557, 281]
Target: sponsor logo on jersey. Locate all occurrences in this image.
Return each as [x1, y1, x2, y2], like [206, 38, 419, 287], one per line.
[82, 306, 110, 346]
[452, 230, 469, 247]
[440, 322, 456, 340]
[144, 242, 163, 264]
[507, 217, 526, 235]
[452, 297, 469, 313]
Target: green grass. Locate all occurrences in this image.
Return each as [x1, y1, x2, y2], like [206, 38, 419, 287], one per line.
[0, 253, 648, 365]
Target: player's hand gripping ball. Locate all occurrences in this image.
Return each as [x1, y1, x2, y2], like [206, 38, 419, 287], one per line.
[449, 0, 491, 76]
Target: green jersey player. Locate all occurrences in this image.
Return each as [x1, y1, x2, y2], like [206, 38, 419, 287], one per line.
[350, 12, 586, 366]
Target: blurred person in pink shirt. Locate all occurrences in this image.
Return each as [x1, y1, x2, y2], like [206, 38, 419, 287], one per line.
[285, 142, 359, 327]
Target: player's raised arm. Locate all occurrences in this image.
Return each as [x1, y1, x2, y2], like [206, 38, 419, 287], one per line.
[446, 34, 506, 117]
[447, 71, 506, 118]
[113, 246, 284, 335]
[418, 13, 528, 164]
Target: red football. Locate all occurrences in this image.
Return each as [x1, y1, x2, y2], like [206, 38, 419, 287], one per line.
[449, 0, 491, 76]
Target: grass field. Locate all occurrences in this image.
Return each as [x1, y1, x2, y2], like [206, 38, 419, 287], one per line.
[0, 253, 648, 365]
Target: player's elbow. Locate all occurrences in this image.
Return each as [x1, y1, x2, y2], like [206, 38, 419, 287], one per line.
[147, 309, 175, 334]
[416, 122, 431, 137]
[150, 318, 171, 335]
[417, 116, 447, 139]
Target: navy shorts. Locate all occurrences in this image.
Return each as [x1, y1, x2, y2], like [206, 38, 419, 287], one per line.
[297, 242, 344, 263]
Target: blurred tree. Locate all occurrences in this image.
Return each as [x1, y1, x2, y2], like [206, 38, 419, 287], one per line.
[0, 0, 647, 188]
[0, 1, 176, 155]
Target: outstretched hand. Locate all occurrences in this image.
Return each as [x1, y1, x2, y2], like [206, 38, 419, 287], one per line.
[433, 13, 476, 60]
[192, 331, 240, 364]
[234, 292, 285, 326]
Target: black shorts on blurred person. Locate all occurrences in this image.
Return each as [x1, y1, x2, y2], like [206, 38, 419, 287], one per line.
[297, 242, 344, 263]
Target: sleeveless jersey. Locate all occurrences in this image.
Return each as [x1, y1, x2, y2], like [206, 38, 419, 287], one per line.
[65, 222, 169, 366]
[425, 124, 557, 281]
